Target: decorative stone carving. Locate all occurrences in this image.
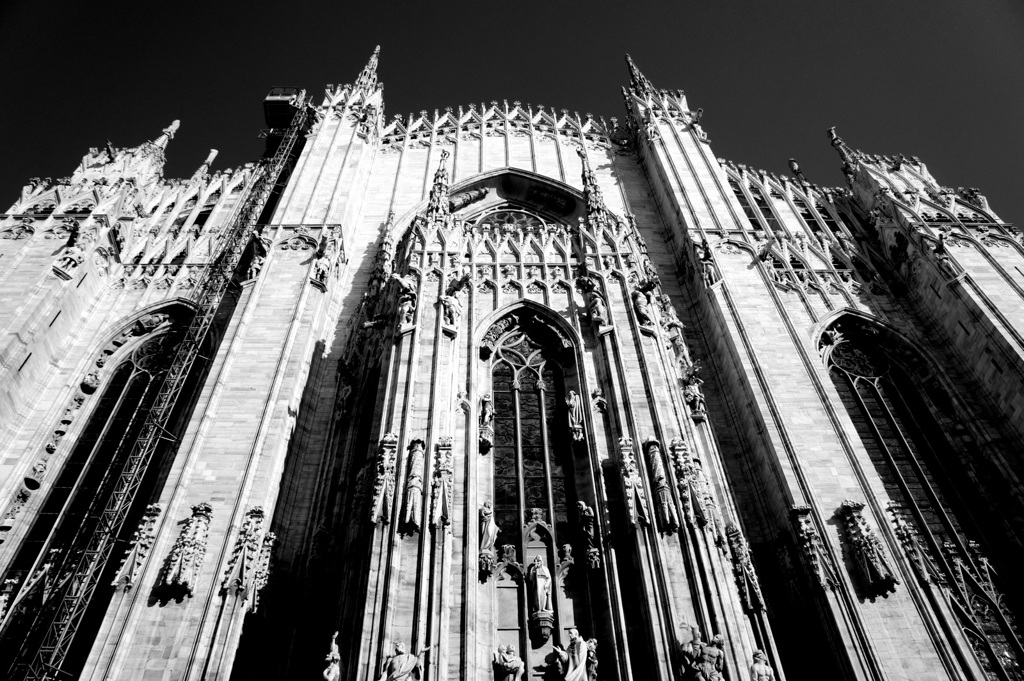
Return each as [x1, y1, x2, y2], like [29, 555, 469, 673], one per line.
[479, 393, 494, 454]
[526, 555, 554, 640]
[493, 645, 524, 681]
[391, 273, 418, 325]
[370, 432, 399, 524]
[323, 631, 341, 681]
[644, 439, 678, 533]
[618, 436, 650, 527]
[682, 631, 725, 681]
[750, 650, 775, 681]
[53, 246, 84, 279]
[221, 507, 267, 600]
[81, 372, 101, 394]
[430, 436, 454, 528]
[726, 524, 765, 612]
[590, 388, 607, 413]
[576, 501, 600, 568]
[112, 504, 161, 591]
[681, 363, 707, 421]
[838, 500, 898, 595]
[377, 642, 431, 681]
[163, 502, 213, 596]
[791, 505, 839, 591]
[553, 627, 590, 681]
[631, 289, 655, 327]
[479, 501, 500, 577]
[403, 440, 425, 531]
[565, 390, 584, 441]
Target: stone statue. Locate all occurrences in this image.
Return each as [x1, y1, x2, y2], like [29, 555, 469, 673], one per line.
[479, 501, 500, 574]
[526, 555, 554, 638]
[391, 273, 418, 324]
[646, 440, 677, 532]
[248, 253, 265, 280]
[586, 290, 607, 325]
[749, 650, 775, 681]
[578, 501, 600, 568]
[631, 290, 654, 326]
[439, 294, 461, 326]
[377, 642, 431, 681]
[566, 390, 584, 441]
[586, 638, 598, 681]
[323, 631, 341, 681]
[480, 394, 494, 427]
[683, 376, 707, 417]
[690, 634, 725, 681]
[314, 256, 331, 283]
[56, 246, 84, 272]
[553, 627, 589, 681]
[492, 644, 524, 681]
[404, 441, 425, 530]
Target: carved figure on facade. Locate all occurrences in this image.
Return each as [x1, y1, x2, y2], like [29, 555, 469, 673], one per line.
[749, 650, 775, 681]
[112, 504, 161, 591]
[54, 246, 84, 279]
[566, 389, 585, 441]
[370, 432, 399, 524]
[681, 630, 725, 681]
[323, 631, 341, 681]
[553, 627, 590, 681]
[838, 500, 898, 596]
[403, 440, 425, 531]
[577, 501, 601, 568]
[493, 644, 524, 681]
[391, 273, 418, 325]
[618, 436, 650, 527]
[526, 555, 554, 639]
[644, 439, 678, 533]
[791, 505, 839, 591]
[726, 524, 765, 612]
[221, 506, 270, 605]
[430, 437, 454, 528]
[479, 393, 495, 453]
[479, 501, 500, 577]
[631, 289, 655, 327]
[590, 388, 607, 413]
[377, 642, 431, 681]
[643, 107, 661, 142]
[162, 502, 213, 596]
[682, 371, 707, 420]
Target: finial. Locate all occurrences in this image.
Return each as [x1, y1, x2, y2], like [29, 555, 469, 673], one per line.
[353, 45, 381, 94]
[426, 150, 451, 223]
[204, 149, 219, 166]
[153, 120, 180, 149]
[625, 54, 655, 98]
[788, 158, 807, 185]
[826, 126, 856, 167]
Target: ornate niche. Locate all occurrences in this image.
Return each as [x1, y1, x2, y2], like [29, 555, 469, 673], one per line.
[479, 308, 595, 666]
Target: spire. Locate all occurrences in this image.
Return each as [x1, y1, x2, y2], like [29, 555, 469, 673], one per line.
[353, 45, 381, 95]
[577, 147, 610, 226]
[826, 126, 857, 167]
[625, 54, 655, 99]
[152, 120, 180, 150]
[426, 150, 451, 223]
[191, 149, 218, 183]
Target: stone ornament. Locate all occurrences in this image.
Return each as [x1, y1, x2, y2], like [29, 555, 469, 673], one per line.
[526, 555, 554, 640]
[618, 436, 650, 527]
[479, 393, 495, 454]
[479, 501, 500, 577]
[644, 439, 678, 533]
[681, 629, 725, 681]
[493, 644, 524, 681]
[323, 631, 341, 681]
[838, 500, 898, 596]
[112, 504, 162, 591]
[631, 289, 655, 327]
[791, 505, 839, 591]
[377, 641, 431, 681]
[553, 627, 595, 681]
[430, 436, 454, 528]
[750, 649, 775, 681]
[221, 507, 274, 608]
[726, 524, 765, 612]
[390, 273, 418, 325]
[566, 390, 584, 441]
[403, 440, 425, 531]
[577, 501, 600, 569]
[370, 432, 399, 524]
[163, 502, 213, 596]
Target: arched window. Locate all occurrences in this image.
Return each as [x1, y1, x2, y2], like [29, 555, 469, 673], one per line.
[820, 318, 1022, 675]
[483, 311, 589, 666]
[0, 330, 180, 678]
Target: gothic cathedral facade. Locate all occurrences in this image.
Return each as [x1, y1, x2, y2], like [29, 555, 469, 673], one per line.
[0, 49, 1021, 681]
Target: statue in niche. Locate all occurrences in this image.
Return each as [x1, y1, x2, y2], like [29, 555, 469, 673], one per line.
[377, 642, 431, 681]
[585, 290, 607, 325]
[390, 273, 418, 324]
[565, 390, 584, 441]
[480, 393, 494, 426]
[438, 293, 461, 326]
[645, 440, 677, 532]
[659, 294, 684, 333]
[248, 253, 265, 280]
[577, 501, 600, 568]
[492, 645, 524, 681]
[631, 290, 655, 326]
[479, 501, 499, 574]
[553, 627, 589, 681]
[586, 638, 598, 681]
[749, 650, 775, 681]
[323, 631, 341, 681]
[526, 556, 554, 638]
[404, 441, 425, 530]
[682, 372, 707, 417]
[687, 633, 725, 681]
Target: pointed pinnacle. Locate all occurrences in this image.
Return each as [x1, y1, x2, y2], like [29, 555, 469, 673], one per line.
[153, 120, 180, 149]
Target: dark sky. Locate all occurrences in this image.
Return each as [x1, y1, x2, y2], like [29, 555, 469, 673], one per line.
[3, 0, 1023, 222]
